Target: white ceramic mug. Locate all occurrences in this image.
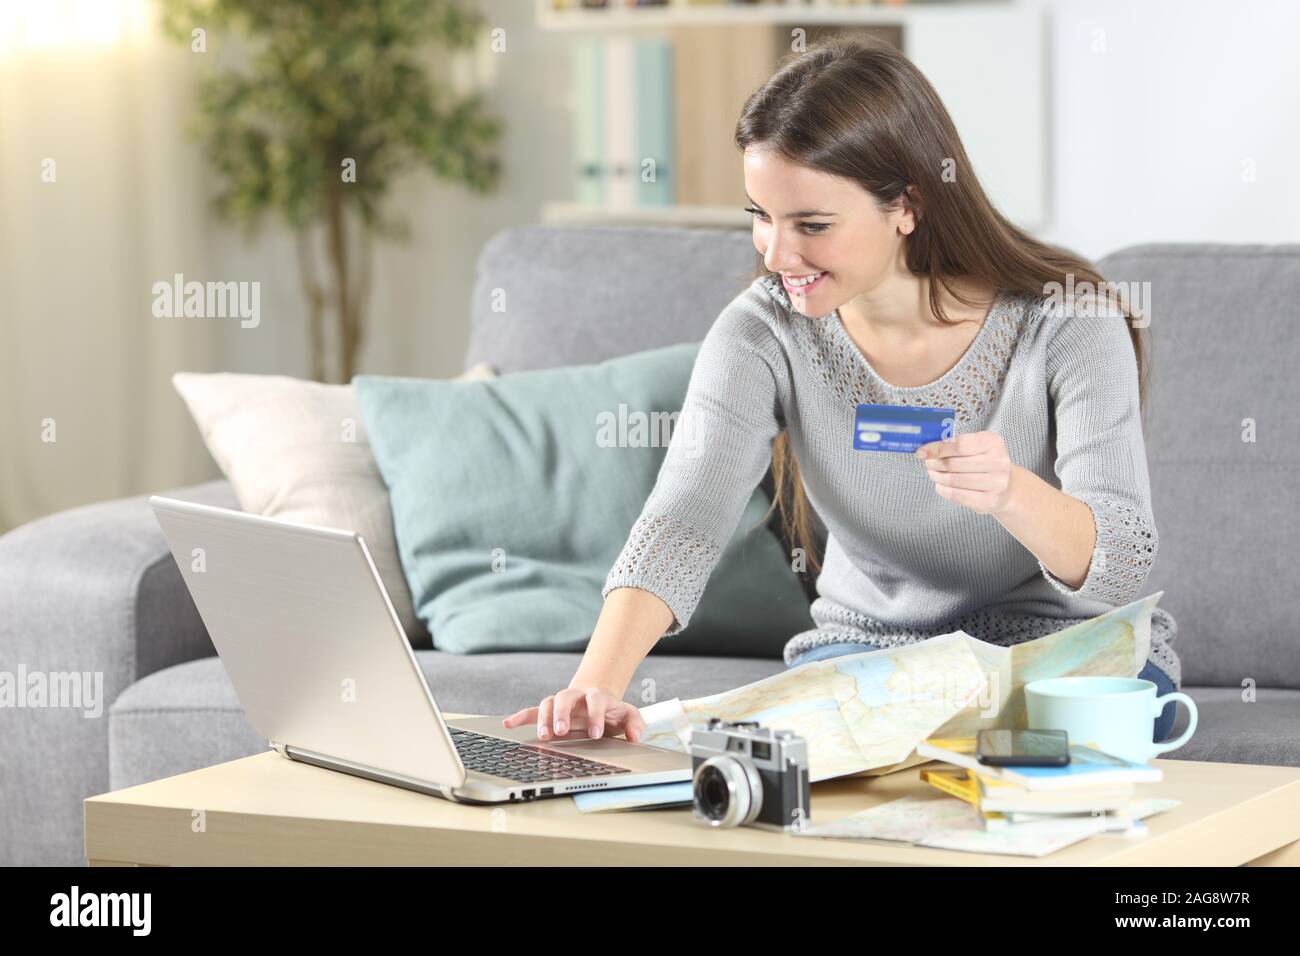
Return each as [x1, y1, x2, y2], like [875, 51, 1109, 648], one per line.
[1024, 676, 1198, 765]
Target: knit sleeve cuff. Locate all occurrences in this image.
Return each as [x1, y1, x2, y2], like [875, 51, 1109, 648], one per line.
[602, 513, 723, 636]
[1039, 496, 1158, 604]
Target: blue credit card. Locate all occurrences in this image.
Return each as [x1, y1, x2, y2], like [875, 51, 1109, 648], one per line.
[853, 403, 956, 453]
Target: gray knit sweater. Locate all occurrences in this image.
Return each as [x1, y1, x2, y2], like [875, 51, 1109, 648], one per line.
[603, 273, 1180, 688]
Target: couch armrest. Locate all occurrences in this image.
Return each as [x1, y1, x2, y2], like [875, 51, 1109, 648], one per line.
[0, 478, 237, 865]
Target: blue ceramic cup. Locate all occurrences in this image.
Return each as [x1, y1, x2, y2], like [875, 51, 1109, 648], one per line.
[1024, 676, 1198, 765]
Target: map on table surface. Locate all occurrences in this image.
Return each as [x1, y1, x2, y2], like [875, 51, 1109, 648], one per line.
[637, 592, 1162, 783]
[792, 794, 1180, 857]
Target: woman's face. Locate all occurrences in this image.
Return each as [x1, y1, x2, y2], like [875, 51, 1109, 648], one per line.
[743, 146, 914, 315]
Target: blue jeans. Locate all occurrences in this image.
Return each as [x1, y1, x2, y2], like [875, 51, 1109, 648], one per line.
[788, 641, 1179, 743]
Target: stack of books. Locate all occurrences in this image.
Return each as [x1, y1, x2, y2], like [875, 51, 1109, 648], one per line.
[916, 736, 1168, 833]
[572, 35, 675, 208]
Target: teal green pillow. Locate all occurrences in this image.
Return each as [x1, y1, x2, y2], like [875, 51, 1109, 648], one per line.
[353, 343, 811, 656]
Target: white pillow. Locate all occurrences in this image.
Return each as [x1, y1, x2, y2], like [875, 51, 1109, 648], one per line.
[172, 363, 496, 644]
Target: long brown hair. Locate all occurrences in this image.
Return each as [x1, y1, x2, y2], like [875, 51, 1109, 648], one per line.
[736, 34, 1148, 576]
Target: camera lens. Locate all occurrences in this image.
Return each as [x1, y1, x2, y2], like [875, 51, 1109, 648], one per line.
[697, 766, 728, 814]
[693, 756, 762, 828]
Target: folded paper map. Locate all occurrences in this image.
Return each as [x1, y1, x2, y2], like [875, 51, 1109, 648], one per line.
[637, 592, 1162, 783]
[792, 794, 1180, 857]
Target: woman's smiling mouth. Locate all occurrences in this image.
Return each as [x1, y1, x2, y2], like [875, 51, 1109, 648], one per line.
[782, 271, 828, 295]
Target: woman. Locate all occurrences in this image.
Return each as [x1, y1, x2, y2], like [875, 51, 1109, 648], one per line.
[504, 35, 1179, 746]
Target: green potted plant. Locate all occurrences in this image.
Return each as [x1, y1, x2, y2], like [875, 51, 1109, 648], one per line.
[161, 0, 502, 382]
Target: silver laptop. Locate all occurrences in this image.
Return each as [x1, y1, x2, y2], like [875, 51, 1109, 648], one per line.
[150, 495, 692, 804]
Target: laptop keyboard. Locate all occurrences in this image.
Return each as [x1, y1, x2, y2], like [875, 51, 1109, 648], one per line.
[449, 728, 634, 784]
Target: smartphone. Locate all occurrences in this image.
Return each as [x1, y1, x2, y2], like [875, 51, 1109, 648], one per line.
[976, 729, 1070, 767]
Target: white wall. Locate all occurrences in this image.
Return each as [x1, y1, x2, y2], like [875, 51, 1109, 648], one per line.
[906, 2, 1049, 230]
[1036, 0, 1300, 259]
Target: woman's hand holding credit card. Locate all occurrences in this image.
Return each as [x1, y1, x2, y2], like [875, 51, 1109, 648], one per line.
[854, 403, 1016, 516]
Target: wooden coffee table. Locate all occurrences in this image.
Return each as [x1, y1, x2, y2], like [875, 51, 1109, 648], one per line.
[85, 715, 1300, 866]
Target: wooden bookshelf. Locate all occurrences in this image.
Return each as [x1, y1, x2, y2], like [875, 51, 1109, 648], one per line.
[537, 0, 1015, 33]
[541, 201, 752, 227]
[540, 0, 1045, 230]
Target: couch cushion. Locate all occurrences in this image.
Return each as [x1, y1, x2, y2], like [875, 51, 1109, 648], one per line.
[466, 224, 759, 374]
[171, 367, 495, 648]
[1164, 686, 1300, 766]
[108, 656, 1299, 791]
[354, 343, 813, 656]
[1097, 244, 1300, 689]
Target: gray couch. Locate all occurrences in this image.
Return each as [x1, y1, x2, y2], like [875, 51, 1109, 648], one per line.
[3, 226, 1298, 867]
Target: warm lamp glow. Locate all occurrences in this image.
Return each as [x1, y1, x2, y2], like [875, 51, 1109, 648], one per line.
[0, 0, 152, 57]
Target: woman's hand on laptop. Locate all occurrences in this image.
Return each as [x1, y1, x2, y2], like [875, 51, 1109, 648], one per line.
[502, 687, 647, 743]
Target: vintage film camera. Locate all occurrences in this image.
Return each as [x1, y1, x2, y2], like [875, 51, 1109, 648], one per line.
[689, 718, 810, 831]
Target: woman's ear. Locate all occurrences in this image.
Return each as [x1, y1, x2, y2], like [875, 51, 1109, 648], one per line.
[897, 185, 921, 236]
